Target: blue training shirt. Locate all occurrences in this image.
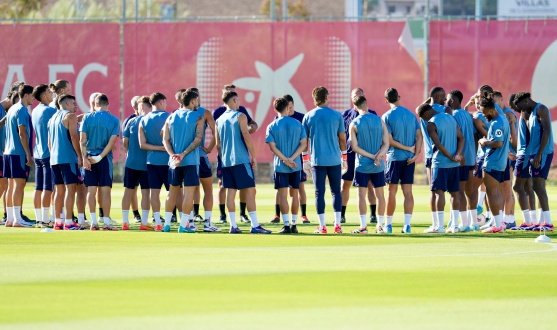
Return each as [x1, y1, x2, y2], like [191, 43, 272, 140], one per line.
[31, 103, 57, 160]
[483, 114, 510, 172]
[123, 116, 147, 171]
[352, 113, 385, 174]
[528, 103, 554, 156]
[4, 102, 32, 158]
[302, 106, 345, 167]
[216, 109, 250, 167]
[452, 108, 476, 167]
[516, 117, 532, 157]
[474, 111, 489, 158]
[167, 109, 201, 167]
[265, 116, 306, 173]
[139, 110, 170, 165]
[503, 107, 518, 155]
[48, 110, 78, 166]
[342, 107, 377, 153]
[79, 110, 120, 158]
[0, 104, 6, 156]
[420, 103, 445, 159]
[430, 112, 459, 169]
[382, 105, 418, 161]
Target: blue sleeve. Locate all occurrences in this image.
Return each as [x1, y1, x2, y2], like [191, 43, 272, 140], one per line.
[123, 121, 131, 138]
[338, 114, 345, 135]
[79, 116, 87, 133]
[300, 123, 307, 140]
[264, 124, 274, 144]
[489, 123, 504, 142]
[302, 115, 309, 138]
[16, 110, 29, 127]
[111, 117, 120, 136]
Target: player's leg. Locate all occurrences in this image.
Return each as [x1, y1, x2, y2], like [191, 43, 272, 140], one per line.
[446, 167, 461, 233]
[312, 166, 327, 233]
[298, 171, 309, 223]
[482, 171, 505, 233]
[200, 177, 215, 230]
[328, 165, 343, 234]
[367, 184, 377, 224]
[121, 167, 139, 230]
[33, 159, 44, 222]
[289, 184, 300, 233]
[531, 154, 553, 230]
[277, 185, 291, 234]
[502, 162, 516, 228]
[271, 190, 281, 224]
[340, 152, 355, 224]
[164, 167, 182, 232]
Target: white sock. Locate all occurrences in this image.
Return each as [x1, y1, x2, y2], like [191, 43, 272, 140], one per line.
[14, 206, 22, 222]
[505, 214, 515, 224]
[359, 214, 367, 228]
[103, 216, 111, 226]
[486, 210, 492, 219]
[249, 211, 259, 228]
[154, 212, 161, 225]
[282, 214, 290, 226]
[90, 212, 97, 225]
[180, 213, 190, 228]
[42, 207, 50, 223]
[204, 211, 212, 221]
[437, 211, 445, 228]
[377, 215, 385, 226]
[522, 209, 531, 224]
[404, 214, 411, 226]
[334, 212, 341, 226]
[34, 208, 41, 222]
[78, 213, 85, 225]
[531, 210, 538, 224]
[450, 210, 460, 228]
[431, 212, 438, 228]
[141, 210, 149, 225]
[164, 212, 173, 227]
[122, 210, 130, 224]
[229, 212, 237, 228]
[6, 207, 14, 222]
[291, 214, 298, 224]
[50, 206, 55, 221]
[318, 214, 326, 227]
[543, 211, 552, 225]
[469, 209, 478, 225]
[493, 213, 503, 227]
[460, 211, 470, 227]
[55, 218, 63, 225]
[64, 218, 73, 225]
[537, 209, 543, 224]
[386, 216, 393, 225]
[478, 191, 486, 207]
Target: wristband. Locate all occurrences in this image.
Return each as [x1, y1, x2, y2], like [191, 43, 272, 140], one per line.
[341, 150, 347, 161]
[302, 153, 310, 162]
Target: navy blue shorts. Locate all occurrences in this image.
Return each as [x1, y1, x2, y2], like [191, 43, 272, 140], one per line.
[425, 157, 432, 169]
[2, 154, 30, 179]
[353, 171, 385, 188]
[84, 157, 112, 187]
[514, 155, 531, 178]
[509, 159, 516, 170]
[473, 156, 485, 178]
[199, 157, 212, 179]
[385, 159, 415, 185]
[52, 163, 80, 185]
[431, 166, 460, 192]
[300, 169, 307, 182]
[503, 161, 511, 181]
[485, 169, 506, 183]
[216, 157, 223, 179]
[341, 152, 356, 181]
[169, 165, 200, 187]
[146, 164, 169, 191]
[222, 164, 255, 190]
[123, 167, 149, 189]
[459, 165, 474, 182]
[531, 153, 553, 180]
[274, 171, 301, 189]
[35, 158, 53, 191]
[0, 158, 3, 178]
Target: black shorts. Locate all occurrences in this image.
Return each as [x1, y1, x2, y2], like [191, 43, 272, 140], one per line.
[341, 152, 356, 181]
[146, 164, 169, 191]
[274, 171, 301, 189]
[123, 167, 149, 189]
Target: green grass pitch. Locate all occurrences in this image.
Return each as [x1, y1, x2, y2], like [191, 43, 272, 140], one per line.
[1, 184, 556, 329]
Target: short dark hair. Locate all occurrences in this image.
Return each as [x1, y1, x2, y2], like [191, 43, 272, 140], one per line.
[223, 84, 236, 90]
[18, 84, 33, 99]
[273, 97, 289, 113]
[417, 103, 433, 118]
[283, 94, 294, 104]
[429, 86, 444, 98]
[186, 87, 199, 94]
[96, 94, 109, 107]
[32, 84, 50, 102]
[479, 94, 495, 109]
[449, 90, 463, 104]
[222, 90, 238, 104]
[312, 86, 328, 106]
[49, 80, 69, 94]
[175, 88, 186, 103]
[492, 90, 503, 98]
[58, 94, 76, 109]
[181, 90, 199, 107]
[149, 92, 166, 105]
[353, 95, 366, 108]
[512, 92, 531, 107]
[139, 96, 152, 108]
[384, 88, 399, 103]
[509, 93, 518, 112]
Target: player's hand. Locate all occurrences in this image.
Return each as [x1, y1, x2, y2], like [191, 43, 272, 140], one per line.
[509, 153, 517, 161]
[303, 159, 312, 177]
[478, 138, 487, 146]
[26, 154, 33, 167]
[202, 146, 212, 154]
[78, 157, 83, 168]
[408, 145, 416, 154]
[284, 158, 296, 169]
[407, 156, 417, 164]
[453, 153, 463, 163]
[532, 154, 542, 168]
[250, 155, 257, 168]
[341, 159, 348, 174]
[82, 157, 91, 170]
[248, 124, 256, 134]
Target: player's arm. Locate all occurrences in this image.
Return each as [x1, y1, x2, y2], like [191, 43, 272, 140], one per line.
[506, 112, 518, 151]
[215, 125, 221, 155]
[203, 109, 216, 154]
[455, 126, 464, 162]
[478, 126, 503, 149]
[239, 113, 256, 167]
[378, 121, 390, 157]
[66, 113, 82, 167]
[267, 142, 291, 165]
[290, 138, 307, 161]
[180, 116, 204, 158]
[80, 131, 91, 170]
[138, 124, 165, 151]
[18, 124, 33, 166]
[427, 122, 454, 161]
[247, 119, 258, 134]
[349, 123, 375, 160]
[161, 121, 175, 156]
[388, 134, 413, 152]
[473, 117, 487, 138]
[533, 105, 552, 167]
[97, 135, 118, 159]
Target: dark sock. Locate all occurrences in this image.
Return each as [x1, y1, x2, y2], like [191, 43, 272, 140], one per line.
[341, 205, 346, 218]
[193, 204, 200, 216]
[99, 208, 104, 218]
[370, 204, 377, 217]
[301, 204, 307, 216]
[240, 202, 247, 216]
[133, 210, 140, 218]
[172, 207, 177, 218]
[219, 204, 226, 217]
[275, 204, 280, 217]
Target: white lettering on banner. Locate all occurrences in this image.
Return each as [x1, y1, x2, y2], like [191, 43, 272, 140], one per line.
[498, 0, 557, 17]
[75, 63, 108, 112]
[48, 64, 75, 84]
[2, 65, 25, 99]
